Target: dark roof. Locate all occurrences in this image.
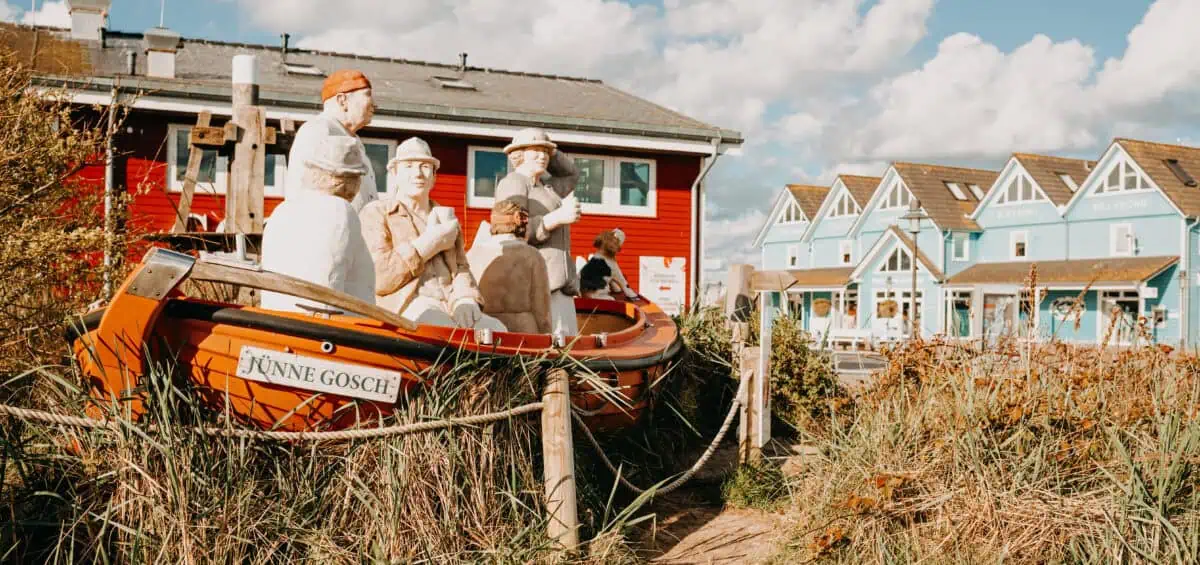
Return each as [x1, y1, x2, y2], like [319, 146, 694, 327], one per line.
[838, 174, 882, 208]
[1013, 153, 1095, 206]
[894, 163, 998, 232]
[1116, 139, 1200, 217]
[751, 267, 854, 291]
[0, 23, 742, 145]
[947, 256, 1178, 286]
[786, 184, 829, 220]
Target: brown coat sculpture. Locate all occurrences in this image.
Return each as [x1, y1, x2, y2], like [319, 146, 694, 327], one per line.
[466, 235, 552, 334]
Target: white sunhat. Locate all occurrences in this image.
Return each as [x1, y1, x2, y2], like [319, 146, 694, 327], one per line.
[306, 135, 369, 176]
[388, 137, 441, 170]
[503, 127, 557, 154]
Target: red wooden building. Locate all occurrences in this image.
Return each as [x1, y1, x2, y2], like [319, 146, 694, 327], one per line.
[2, 3, 742, 311]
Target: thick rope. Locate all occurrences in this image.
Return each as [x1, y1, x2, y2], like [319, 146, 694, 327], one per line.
[0, 402, 543, 442]
[572, 376, 748, 496]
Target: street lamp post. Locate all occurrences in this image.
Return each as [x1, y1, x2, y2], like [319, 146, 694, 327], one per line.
[901, 199, 929, 339]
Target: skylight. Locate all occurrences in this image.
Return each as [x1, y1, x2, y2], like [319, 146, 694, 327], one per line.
[284, 63, 325, 77]
[967, 184, 985, 199]
[432, 75, 477, 90]
[945, 182, 967, 201]
[1165, 159, 1198, 187]
[1057, 172, 1078, 192]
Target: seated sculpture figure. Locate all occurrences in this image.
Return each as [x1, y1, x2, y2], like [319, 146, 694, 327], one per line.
[581, 229, 638, 301]
[466, 201, 552, 334]
[260, 136, 376, 313]
[359, 137, 505, 331]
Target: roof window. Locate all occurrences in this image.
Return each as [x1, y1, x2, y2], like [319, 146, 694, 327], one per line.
[1164, 159, 1198, 187]
[967, 183, 984, 199]
[284, 63, 325, 77]
[1056, 172, 1079, 192]
[432, 75, 476, 90]
[945, 182, 967, 200]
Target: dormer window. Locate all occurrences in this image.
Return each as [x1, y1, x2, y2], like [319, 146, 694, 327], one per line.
[828, 192, 860, 218]
[995, 174, 1046, 204]
[879, 180, 911, 210]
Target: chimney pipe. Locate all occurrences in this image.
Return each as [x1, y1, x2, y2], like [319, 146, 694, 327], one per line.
[125, 50, 137, 75]
[281, 33, 290, 63]
[458, 52, 467, 73]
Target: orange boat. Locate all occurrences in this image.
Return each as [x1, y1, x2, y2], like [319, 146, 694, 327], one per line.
[66, 248, 682, 432]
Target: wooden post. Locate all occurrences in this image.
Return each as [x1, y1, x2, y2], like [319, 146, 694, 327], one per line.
[726, 263, 771, 463]
[541, 368, 578, 550]
[226, 54, 266, 234]
[171, 111, 212, 233]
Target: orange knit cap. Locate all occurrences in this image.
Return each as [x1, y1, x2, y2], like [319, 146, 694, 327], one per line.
[320, 70, 372, 102]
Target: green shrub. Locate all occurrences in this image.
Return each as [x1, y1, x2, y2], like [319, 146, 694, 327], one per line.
[721, 462, 789, 511]
[768, 315, 840, 428]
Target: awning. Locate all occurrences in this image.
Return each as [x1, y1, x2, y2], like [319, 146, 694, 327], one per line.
[945, 256, 1179, 287]
[751, 267, 854, 291]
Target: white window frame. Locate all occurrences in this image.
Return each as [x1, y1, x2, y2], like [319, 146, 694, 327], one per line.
[945, 182, 967, 201]
[1010, 230, 1029, 259]
[1111, 223, 1134, 257]
[1057, 173, 1079, 192]
[1094, 158, 1151, 196]
[839, 240, 853, 265]
[879, 179, 911, 210]
[967, 183, 985, 199]
[466, 145, 510, 209]
[786, 244, 800, 268]
[995, 173, 1046, 206]
[828, 192, 860, 218]
[360, 136, 398, 196]
[166, 124, 297, 198]
[778, 199, 805, 224]
[952, 232, 969, 261]
[879, 247, 914, 273]
[946, 290, 973, 338]
[1098, 290, 1140, 345]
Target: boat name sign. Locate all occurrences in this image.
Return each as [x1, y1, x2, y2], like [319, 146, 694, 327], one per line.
[235, 346, 403, 403]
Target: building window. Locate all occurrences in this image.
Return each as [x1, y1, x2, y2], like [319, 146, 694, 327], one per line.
[168, 124, 229, 195]
[879, 179, 911, 210]
[1057, 172, 1079, 192]
[839, 240, 853, 265]
[945, 182, 967, 201]
[467, 146, 511, 208]
[995, 173, 1045, 204]
[880, 247, 913, 272]
[777, 199, 805, 224]
[828, 192, 860, 218]
[360, 137, 397, 195]
[1010, 231, 1028, 259]
[947, 290, 972, 337]
[876, 289, 923, 331]
[786, 244, 799, 268]
[952, 232, 969, 261]
[967, 183, 985, 199]
[1100, 290, 1139, 345]
[1097, 158, 1151, 194]
[1111, 223, 1135, 256]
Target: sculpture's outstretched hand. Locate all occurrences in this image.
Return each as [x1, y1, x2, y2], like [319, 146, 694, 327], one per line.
[453, 301, 483, 328]
[545, 194, 581, 229]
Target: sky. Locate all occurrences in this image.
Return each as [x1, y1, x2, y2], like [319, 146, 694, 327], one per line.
[5, 0, 1199, 286]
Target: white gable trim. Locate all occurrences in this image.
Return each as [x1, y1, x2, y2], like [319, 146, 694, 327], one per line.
[752, 187, 808, 248]
[970, 158, 1055, 219]
[1061, 141, 1184, 218]
[847, 167, 901, 238]
[849, 228, 936, 282]
[798, 178, 851, 243]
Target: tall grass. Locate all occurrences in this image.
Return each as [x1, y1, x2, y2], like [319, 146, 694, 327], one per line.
[774, 340, 1200, 563]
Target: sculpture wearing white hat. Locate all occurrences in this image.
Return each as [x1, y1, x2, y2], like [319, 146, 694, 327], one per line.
[359, 137, 505, 331]
[261, 135, 377, 313]
[494, 127, 582, 335]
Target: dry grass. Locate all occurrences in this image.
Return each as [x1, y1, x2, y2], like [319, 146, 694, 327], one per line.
[773, 339, 1200, 564]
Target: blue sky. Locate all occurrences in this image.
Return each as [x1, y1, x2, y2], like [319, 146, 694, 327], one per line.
[6, 0, 1196, 284]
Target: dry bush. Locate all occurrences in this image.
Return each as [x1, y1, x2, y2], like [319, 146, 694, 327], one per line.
[774, 339, 1200, 563]
[0, 51, 130, 372]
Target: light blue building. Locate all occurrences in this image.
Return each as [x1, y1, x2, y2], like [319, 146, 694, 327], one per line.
[754, 137, 1200, 348]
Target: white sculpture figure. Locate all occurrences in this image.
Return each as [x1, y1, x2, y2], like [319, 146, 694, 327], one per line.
[580, 228, 638, 300]
[494, 128, 582, 336]
[285, 69, 379, 213]
[359, 137, 505, 331]
[260, 136, 376, 313]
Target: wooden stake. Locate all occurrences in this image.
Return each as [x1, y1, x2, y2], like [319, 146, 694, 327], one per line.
[225, 105, 266, 234]
[541, 368, 579, 550]
[171, 111, 211, 233]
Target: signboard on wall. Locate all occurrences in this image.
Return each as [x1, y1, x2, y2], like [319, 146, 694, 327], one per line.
[639, 256, 687, 316]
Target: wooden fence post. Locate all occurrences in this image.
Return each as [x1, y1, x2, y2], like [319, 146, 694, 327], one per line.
[726, 263, 772, 462]
[541, 368, 579, 550]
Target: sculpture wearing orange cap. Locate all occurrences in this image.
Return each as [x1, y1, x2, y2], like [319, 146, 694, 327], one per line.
[282, 69, 379, 213]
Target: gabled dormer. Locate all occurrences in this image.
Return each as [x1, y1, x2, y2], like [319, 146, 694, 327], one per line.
[796, 174, 882, 268]
[753, 183, 829, 270]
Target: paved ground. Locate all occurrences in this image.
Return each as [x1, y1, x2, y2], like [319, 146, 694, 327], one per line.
[831, 351, 887, 388]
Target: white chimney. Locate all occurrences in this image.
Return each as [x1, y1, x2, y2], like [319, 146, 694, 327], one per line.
[144, 26, 181, 79]
[66, 0, 111, 41]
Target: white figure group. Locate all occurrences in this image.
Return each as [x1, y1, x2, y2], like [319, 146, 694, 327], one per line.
[260, 69, 637, 336]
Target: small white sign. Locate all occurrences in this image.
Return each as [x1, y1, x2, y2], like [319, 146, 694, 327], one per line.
[639, 256, 687, 316]
[1141, 286, 1159, 299]
[235, 346, 403, 403]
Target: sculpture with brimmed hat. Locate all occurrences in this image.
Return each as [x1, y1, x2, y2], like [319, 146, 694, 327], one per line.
[359, 136, 506, 332]
[284, 69, 380, 213]
[494, 127, 582, 335]
[260, 135, 376, 313]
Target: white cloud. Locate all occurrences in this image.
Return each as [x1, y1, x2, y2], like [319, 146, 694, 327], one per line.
[0, 4, 15, 21]
[703, 208, 767, 275]
[21, 0, 69, 27]
[1095, 0, 1200, 111]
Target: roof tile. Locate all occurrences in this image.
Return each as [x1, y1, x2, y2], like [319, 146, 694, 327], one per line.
[947, 255, 1178, 286]
[894, 163, 998, 232]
